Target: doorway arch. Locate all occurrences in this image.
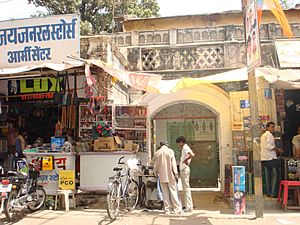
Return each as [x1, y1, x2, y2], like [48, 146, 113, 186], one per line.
[140, 83, 232, 191]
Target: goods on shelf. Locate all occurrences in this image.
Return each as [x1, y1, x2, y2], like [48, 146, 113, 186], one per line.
[115, 106, 147, 152]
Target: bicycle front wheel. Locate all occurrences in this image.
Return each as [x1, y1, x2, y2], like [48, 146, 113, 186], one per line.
[106, 182, 120, 220]
[125, 179, 139, 211]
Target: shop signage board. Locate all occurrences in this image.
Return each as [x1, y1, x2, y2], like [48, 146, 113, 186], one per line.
[59, 170, 75, 190]
[7, 77, 63, 100]
[42, 156, 54, 171]
[244, 0, 261, 72]
[233, 166, 246, 215]
[275, 41, 300, 68]
[281, 158, 300, 180]
[0, 14, 80, 69]
[24, 153, 76, 195]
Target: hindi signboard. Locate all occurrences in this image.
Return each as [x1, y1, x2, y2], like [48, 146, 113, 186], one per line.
[0, 14, 80, 69]
[245, 0, 261, 72]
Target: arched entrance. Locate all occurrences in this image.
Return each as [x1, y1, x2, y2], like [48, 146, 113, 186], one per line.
[140, 83, 232, 192]
[153, 102, 219, 188]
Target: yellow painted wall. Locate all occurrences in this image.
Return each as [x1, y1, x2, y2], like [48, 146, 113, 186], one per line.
[229, 78, 277, 131]
[123, 10, 300, 32]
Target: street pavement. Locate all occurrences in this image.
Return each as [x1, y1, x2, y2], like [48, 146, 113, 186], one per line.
[1, 191, 300, 225]
[2, 208, 300, 225]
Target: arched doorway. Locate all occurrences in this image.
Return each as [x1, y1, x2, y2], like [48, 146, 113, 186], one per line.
[152, 102, 219, 188]
[140, 83, 232, 192]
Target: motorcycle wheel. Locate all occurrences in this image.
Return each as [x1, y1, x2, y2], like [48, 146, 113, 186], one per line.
[4, 190, 18, 221]
[28, 187, 46, 212]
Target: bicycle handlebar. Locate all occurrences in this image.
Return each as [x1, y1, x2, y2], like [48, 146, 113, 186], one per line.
[118, 156, 125, 164]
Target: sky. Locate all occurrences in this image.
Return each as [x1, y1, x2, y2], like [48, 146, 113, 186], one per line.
[0, 0, 243, 21]
[0, 0, 299, 21]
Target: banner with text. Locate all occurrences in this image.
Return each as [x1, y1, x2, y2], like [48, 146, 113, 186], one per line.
[0, 14, 80, 69]
[245, 0, 261, 72]
[8, 77, 63, 100]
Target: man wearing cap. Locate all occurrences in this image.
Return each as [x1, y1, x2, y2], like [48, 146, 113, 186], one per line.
[153, 141, 182, 214]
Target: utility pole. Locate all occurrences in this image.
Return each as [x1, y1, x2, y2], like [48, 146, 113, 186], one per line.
[240, 0, 264, 218]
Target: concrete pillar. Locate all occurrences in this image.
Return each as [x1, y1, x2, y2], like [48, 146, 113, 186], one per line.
[267, 23, 277, 40]
[131, 31, 140, 46]
[225, 25, 235, 41]
[170, 29, 177, 46]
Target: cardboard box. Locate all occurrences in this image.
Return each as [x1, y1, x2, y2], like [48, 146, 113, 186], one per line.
[94, 136, 122, 151]
[124, 140, 134, 151]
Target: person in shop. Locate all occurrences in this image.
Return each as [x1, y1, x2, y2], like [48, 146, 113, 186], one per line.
[153, 141, 183, 215]
[65, 128, 75, 145]
[292, 126, 300, 157]
[260, 121, 280, 198]
[176, 136, 195, 212]
[14, 128, 29, 169]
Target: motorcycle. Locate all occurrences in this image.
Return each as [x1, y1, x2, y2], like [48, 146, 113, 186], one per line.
[0, 166, 12, 216]
[1, 158, 46, 221]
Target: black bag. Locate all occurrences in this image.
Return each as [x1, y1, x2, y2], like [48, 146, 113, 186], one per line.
[73, 72, 79, 106]
[62, 73, 71, 106]
[53, 76, 63, 105]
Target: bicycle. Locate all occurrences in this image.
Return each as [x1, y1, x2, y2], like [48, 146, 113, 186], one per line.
[106, 156, 140, 220]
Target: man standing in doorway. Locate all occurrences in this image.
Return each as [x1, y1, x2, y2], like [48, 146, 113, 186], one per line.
[153, 141, 182, 214]
[176, 136, 195, 212]
[260, 122, 279, 198]
[14, 128, 28, 169]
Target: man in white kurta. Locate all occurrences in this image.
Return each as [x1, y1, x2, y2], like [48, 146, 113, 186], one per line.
[153, 142, 182, 214]
[260, 121, 279, 197]
[176, 136, 195, 212]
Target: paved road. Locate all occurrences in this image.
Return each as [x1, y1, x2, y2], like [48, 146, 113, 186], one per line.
[1, 208, 300, 225]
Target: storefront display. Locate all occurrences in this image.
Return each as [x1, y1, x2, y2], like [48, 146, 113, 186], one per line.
[79, 103, 113, 141]
[281, 157, 300, 180]
[115, 106, 147, 152]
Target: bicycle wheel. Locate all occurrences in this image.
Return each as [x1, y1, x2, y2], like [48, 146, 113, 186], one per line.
[125, 179, 139, 211]
[139, 181, 146, 207]
[28, 187, 46, 212]
[106, 182, 120, 220]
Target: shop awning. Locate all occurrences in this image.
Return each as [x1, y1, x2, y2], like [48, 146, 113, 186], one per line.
[87, 60, 162, 93]
[0, 61, 84, 77]
[275, 40, 300, 68]
[0, 59, 162, 92]
[157, 67, 300, 93]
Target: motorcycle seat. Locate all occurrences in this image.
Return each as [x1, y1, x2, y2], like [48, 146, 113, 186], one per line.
[7, 171, 28, 179]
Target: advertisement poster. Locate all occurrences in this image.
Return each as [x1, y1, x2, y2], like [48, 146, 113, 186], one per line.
[59, 170, 75, 190]
[245, 0, 261, 72]
[233, 166, 246, 215]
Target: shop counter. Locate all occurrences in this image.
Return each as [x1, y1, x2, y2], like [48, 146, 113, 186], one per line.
[24, 152, 76, 195]
[79, 151, 136, 192]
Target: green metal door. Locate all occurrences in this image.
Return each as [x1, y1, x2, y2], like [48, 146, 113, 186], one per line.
[167, 119, 218, 188]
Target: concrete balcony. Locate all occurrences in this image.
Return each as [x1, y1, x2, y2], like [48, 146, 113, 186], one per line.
[112, 23, 300, 47]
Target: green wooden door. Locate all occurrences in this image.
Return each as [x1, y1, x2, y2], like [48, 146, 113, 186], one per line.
[167, 119, 219, 188]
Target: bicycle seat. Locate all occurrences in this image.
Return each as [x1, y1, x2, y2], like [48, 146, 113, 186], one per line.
[113, 167, 123, 171]
[7, 171, 27, 179]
